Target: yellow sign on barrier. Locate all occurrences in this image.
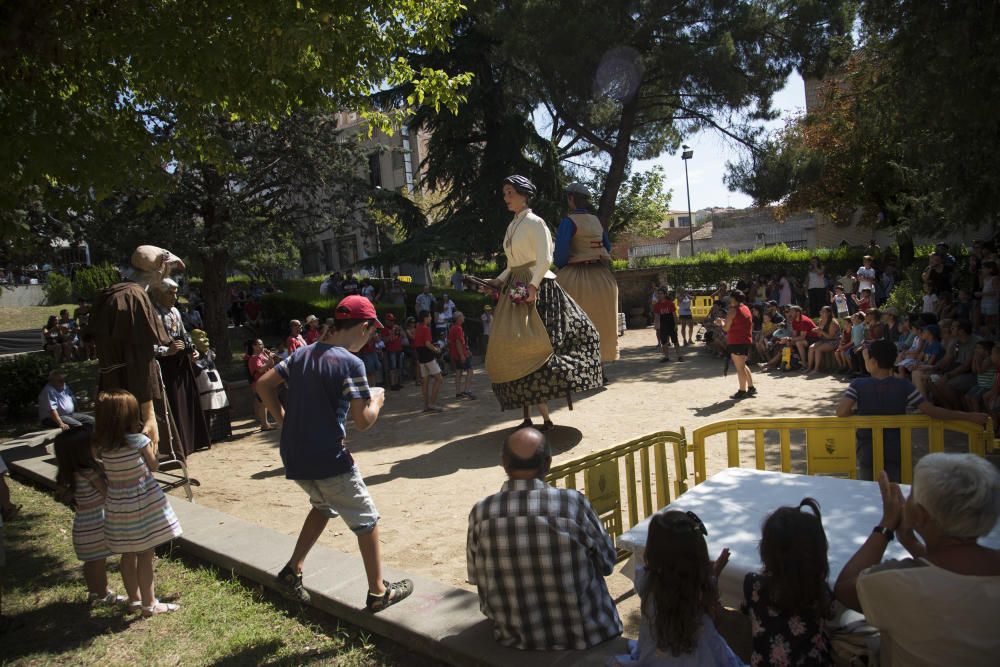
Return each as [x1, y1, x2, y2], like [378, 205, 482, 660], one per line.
[585, 460, 621, 515]
[806, 428, 856, 478]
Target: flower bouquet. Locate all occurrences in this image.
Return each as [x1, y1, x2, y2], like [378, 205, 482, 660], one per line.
[508, 281, 530, 304]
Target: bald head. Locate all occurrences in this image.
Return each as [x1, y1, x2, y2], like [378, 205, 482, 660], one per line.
[502, 427, 552, 479]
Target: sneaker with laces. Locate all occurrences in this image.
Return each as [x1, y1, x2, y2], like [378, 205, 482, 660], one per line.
[366, 579, 413, 613]
[277, 565, 311, 604]
[747, 386, 757, 396]
[731, 389, 749, 400]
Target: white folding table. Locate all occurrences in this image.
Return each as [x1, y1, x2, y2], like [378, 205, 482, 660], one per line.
[619, 467, 1000, 608]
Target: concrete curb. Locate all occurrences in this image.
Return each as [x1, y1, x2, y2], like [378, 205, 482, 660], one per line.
[1, 436, 624, 667]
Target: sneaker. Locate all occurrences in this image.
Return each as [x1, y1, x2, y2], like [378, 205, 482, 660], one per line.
[462, 391, 477, 400]
[747, 386, 757, 396]
[89, 590, 127, 606]
[538, 420, 555, 432]
[277, 565, 311, 604]
[730, 390, 749, 400]
[366, 579, 413, 613]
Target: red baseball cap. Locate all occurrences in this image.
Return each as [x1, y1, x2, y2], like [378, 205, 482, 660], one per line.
[334, 295, 384, 329]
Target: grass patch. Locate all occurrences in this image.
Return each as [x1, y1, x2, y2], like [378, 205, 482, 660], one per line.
[1, 479, 436, 666]
[0, 305, 76, 334]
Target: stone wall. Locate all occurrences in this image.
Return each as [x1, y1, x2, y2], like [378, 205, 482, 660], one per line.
[0, 285, 47, 307]
[615, 267, 670, 327]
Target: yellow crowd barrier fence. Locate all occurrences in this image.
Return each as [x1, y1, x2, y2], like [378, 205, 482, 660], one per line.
[545, 430, 688, 560]
[689, 415, 996, 485]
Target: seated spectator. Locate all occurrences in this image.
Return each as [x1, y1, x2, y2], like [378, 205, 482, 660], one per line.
[42, 315, 74, 363]
[834, 454, 1000, 666]
[611, 511, 740, 667]
[900, 323, 943, 383]
[833, 317, 854, 373]
[912, 321, 974, 401]
[244, 297, 263, 331]
[743, 498, 833, 666]
[895, 319, 926, 376]
[805, 305, 841, 374]
[963, 340, 995, 412]
[787, 305, 819, 370]
[836, 340, 987, 481]
[467, 428, 623, 650]
[38, 370, 94, 429]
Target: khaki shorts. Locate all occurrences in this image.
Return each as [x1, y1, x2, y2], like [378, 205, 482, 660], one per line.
[294, 467, 380, 534]
[419, 360, 441, 378]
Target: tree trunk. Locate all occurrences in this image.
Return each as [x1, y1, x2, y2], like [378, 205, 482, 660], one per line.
[199, 166, 233, 362]
[597, 91, 641, 231]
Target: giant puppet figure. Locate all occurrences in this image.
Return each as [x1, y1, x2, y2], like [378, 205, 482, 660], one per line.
[91, 246, 182, 454]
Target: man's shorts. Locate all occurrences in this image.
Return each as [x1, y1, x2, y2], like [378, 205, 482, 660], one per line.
[387, 350, 405, 370]
[419, 360, 441, 377]
[451, 357, 472, 370]
[361, 352, 381, 374]
[294, 467, 380, 534]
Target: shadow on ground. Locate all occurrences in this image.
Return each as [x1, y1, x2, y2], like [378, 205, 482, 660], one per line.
[364, 426, 583, 486]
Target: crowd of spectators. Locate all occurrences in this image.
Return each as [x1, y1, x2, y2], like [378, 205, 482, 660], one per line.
[40, 300, 97, 363]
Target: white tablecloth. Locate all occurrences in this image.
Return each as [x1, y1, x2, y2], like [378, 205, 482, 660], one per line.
[619, 468, 1000, 608]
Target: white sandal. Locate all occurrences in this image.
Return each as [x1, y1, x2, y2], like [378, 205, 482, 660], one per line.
[88, 590, 127, 606]
[141, 600, 180, 617]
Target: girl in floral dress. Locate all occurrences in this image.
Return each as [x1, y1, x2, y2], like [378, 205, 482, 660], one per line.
[742, 498, 833, 666]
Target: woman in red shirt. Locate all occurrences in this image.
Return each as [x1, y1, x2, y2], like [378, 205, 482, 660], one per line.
[246, 338, 276, 430]
[717, 289, 756, 400]
[286, 319, 307, 354]
[652, 289, 684, 362]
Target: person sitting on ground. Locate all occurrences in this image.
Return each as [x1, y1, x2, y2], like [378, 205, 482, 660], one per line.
[834, 454, 1000, 666]
[805, 305, 841, 374]
[911, 321, 970, 400]
[38, 370, 94, 430]
[787, 305, 820, 371]
[963, 340, 995, 412]
[42, 314, 74, 363]
[468, 427, 623, 650]
[836, 340, 987, 482]
[448, 311, 475, 400]
[743, 498, 833, 666]
[834, 315, 855, 374]
[413, 310, 444, 412]
[922, 320, 979, 409]
[610, 511, 740, 667]
[255, 295, 413, 613]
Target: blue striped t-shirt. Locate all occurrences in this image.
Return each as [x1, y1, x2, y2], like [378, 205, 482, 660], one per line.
[275, 343, 370, 480]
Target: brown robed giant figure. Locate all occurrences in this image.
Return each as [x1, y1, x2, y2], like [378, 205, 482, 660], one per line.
[90, 246, 182, 455]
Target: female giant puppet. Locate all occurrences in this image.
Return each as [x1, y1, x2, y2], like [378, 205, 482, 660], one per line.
[482, 176, 603, 430]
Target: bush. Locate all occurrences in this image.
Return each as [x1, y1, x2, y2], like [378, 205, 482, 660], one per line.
[620, 245, 868, 288]
[0, 354, 52, 417]
[884, 280, 921, 316]
[73, 262, 119, 301]
[44, 272, 73, 305]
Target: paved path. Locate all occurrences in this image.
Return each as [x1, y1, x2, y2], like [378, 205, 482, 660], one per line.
[0, 433, 624, 667]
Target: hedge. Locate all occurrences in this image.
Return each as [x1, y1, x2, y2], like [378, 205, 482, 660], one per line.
[0, 353, 51, 416]
[73, 262, 120, 301]
[617, 245, 936, 289]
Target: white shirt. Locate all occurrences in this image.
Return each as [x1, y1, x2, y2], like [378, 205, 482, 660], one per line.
[442, 299, 456, 319]
[496, 209, 556, 288]
[481, 313, 493, 336]
[857, 266, 876, 292]
[807, 269, 826, 289]
[858, 558, 1000, 667]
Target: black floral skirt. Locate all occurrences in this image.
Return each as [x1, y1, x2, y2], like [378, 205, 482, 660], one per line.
[492, 278, 603, 410]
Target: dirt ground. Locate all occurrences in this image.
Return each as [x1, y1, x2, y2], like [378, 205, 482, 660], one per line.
[175, 327, 849, 637]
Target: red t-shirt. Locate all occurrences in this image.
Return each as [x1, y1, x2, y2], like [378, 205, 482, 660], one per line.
[448, 323, 468, 360]
[413, 323, 432, 349]
[792, 315, 820, 339]
[305, 327, 320, 344]
[384, 326, 403, 352]
[244, 301, 261, 319]
[247, 352, 270, 385]
[286, 334, 306, 354]
[727, 304, 753, 345]
[653, 300, 676, 316]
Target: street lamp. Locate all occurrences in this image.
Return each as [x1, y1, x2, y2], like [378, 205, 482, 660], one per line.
[681, 145, 695, 256]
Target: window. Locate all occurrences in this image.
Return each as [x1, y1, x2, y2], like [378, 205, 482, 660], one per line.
[401, 125, 414, 190]
[337, 235, 359, 269]
[368, 153, 382, 188]
[677, 216, 691, 227]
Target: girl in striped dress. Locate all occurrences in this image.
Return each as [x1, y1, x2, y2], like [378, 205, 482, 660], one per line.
[53, 425, 124, 605]
[95, 390, 182, 617]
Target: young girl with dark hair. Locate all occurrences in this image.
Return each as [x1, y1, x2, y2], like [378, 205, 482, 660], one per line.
[742, 498, 833, 666]
[54, 424, 124, 605]
[611, 511, 742, 666]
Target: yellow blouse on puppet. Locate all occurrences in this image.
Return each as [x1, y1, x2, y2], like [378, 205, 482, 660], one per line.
[495, 208, 556, 288]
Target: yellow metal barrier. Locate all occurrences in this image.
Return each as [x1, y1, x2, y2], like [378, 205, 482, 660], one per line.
[690, 416, 994, 485]
[690, 295, 716, 320]
[545, 430, 688, 560]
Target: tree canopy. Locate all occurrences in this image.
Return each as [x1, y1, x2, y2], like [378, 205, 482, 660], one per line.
[726, 0, 1000, 236]
[0, 0, 469, 234]
[381, 0, 852, 263]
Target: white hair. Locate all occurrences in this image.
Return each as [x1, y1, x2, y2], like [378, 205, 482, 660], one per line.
[913, 453, 1000, 539]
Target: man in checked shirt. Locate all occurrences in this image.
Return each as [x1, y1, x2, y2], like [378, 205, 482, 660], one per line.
[467, 428, 623, 650]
